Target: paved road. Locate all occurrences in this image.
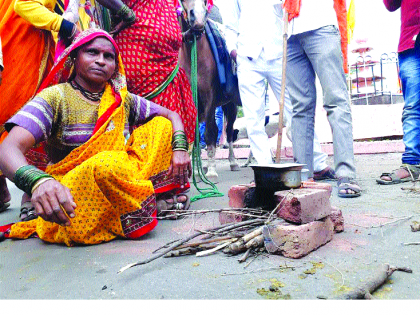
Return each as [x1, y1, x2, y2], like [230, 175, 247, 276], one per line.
[0, 152, 419, 299]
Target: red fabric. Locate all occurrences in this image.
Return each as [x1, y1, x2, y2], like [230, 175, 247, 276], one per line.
[333, 0, 348, 73]
[126, 210, 158, 239]
[384, 0, 420, 52]
[92, 91, 121, 135]
[0, 223, 14, 238]
[115, 0, 197, 144]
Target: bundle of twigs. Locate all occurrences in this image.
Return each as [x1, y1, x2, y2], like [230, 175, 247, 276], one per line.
[156, 207, 270, 221]
[118, 201, 286, 274]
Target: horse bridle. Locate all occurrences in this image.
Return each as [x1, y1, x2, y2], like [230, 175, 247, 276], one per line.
[178, 0, 210, 37]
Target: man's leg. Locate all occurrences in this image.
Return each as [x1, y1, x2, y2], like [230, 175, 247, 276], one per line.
[199, 122, 206, 148]
[285, 35, 317, 176]
[237, 54, 272, 165]
[400, 48, 420, 165]
[301, 26, 356, 179]
[269, 78, 329, 174]
[215, 106, 224, 145]
[378, 48, 420, 183]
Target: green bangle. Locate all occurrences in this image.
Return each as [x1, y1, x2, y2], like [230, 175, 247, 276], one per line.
[116, 4, 136, 23]
[13, 165, 54, 196]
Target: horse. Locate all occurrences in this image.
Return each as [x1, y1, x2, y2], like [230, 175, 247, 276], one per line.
[177, 0, 241, 183]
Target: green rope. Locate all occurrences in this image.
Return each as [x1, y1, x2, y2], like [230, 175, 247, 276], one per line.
[190, 36, 224, 203]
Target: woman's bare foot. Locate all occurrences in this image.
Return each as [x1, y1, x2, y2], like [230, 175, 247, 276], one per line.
[156, 193, 190, 219]
[19, 193, 37, 221]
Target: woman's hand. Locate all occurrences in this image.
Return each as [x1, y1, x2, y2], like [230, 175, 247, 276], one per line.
[31, 179, 77, 226]
[110, 19, 135, 37]
[167, 151, 192, 189]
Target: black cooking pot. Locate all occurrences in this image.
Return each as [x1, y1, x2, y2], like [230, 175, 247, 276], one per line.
[251, 163, 305, 191]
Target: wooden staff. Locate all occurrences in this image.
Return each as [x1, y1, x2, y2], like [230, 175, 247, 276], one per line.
[275, 12, 289, 163]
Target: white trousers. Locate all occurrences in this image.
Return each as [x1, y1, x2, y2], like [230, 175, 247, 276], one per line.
[237, 49, 328, 170]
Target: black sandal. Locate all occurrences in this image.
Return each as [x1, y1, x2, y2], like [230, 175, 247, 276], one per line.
[19, 202, 38, 221]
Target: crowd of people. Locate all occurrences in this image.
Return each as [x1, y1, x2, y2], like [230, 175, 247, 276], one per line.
[0, 0, 417, 246]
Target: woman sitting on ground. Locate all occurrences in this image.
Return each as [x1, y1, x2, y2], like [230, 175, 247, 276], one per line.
[0, 29, 191, 246]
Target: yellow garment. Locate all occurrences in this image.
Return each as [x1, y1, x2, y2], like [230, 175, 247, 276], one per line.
[9, 85, 173, 246]
[347, 0, 355, 43]
[14, 0, 63, 32]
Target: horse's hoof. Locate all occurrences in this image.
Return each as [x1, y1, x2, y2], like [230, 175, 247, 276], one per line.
[241, 163, 250, 168]
[230, 164, 241, 171]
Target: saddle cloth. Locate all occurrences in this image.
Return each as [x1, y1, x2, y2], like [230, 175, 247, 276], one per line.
[205, 19, 238, 97]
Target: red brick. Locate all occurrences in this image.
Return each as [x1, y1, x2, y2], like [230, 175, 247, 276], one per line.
[262, 217, 334, 258]
[329, 206, 344, 233]
[274, 188, 332, 224]
[301, 181, 333, 194]
[219, 212, 244, 225]
[228, 183, 255, 208]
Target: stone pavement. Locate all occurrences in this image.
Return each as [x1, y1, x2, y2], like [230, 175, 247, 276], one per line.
[0, 150, 419, 299]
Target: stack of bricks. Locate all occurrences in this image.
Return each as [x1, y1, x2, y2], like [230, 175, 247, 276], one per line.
[223, 181, 344, 259]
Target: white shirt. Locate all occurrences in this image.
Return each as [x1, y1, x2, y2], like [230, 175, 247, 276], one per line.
[289, 0, 338, 35]
[224, 0, 284, 61]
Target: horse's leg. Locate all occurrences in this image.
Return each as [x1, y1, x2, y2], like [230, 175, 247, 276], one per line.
[204, 103, 219, 183]
[222, 102, 240, 171]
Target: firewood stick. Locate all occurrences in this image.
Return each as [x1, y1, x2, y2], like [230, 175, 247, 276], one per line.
[164, 247, 201, 258]
[201, 218, 266, 239]
[224, 239, 247, 255]
[242, 227, 263, 243]
[336, 264, 412, 299]
[173, 236, 236, 250]
[224, 226, 265, 255]
[212, 218, 266, 234]
[402, 242, 420, 246]
[245, 235, 264, 249]
[238, 248, 252, 263]
[196, 241, 234, 257]
[164, 244, 218, 258]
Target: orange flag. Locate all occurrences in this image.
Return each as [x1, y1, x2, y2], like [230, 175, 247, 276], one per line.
[283, 0, 301, 22]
